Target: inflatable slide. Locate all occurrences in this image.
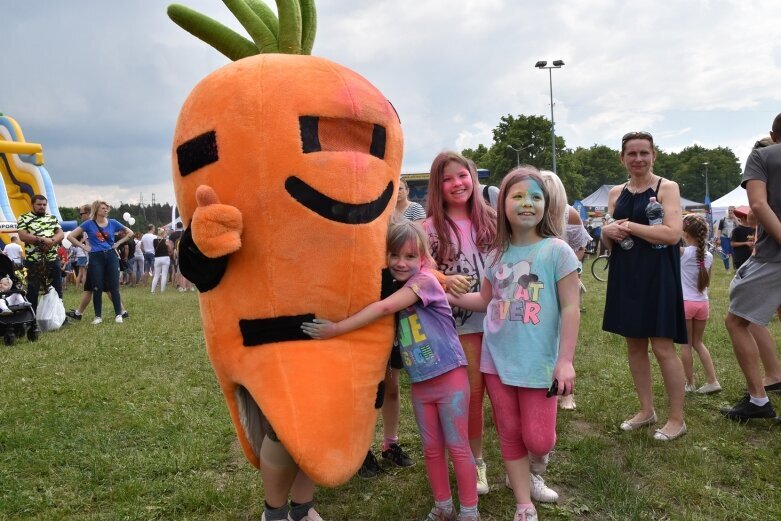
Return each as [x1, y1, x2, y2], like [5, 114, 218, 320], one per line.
[0, 113, 67, 245]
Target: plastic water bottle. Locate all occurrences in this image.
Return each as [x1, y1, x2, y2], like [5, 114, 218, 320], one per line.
[645, 197, 666, 249]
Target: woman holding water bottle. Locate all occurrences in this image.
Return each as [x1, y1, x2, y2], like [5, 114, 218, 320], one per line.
[601, 131, 688, 441]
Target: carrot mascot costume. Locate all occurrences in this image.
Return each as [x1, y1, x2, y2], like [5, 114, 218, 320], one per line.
[168, 0, 403, 487]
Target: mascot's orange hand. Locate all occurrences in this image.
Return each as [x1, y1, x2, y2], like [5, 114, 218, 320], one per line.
[191, 185, 243, 258]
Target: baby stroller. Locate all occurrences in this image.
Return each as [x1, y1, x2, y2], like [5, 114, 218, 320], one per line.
[0, 254, 39, 345]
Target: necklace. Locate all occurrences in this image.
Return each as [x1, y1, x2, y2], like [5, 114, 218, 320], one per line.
[626, 174, 656, 194]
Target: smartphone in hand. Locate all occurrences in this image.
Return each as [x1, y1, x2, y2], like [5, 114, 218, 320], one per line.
[546, 379, 559, 398]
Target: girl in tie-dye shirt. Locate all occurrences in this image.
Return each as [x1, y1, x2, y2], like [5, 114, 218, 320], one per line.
[302, 221, 479, 521]
[450, 168, 580, 521]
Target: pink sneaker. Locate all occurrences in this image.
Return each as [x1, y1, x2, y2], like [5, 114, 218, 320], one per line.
[425, 506, 457, 521]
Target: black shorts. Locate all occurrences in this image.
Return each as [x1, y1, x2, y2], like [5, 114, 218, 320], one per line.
[84, 270, 110, 290]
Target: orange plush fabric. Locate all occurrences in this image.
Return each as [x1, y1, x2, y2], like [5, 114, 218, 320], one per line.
[172, 53, 403, 486]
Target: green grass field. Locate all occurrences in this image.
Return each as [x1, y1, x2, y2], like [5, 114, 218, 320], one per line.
[1, 266, 780, 521]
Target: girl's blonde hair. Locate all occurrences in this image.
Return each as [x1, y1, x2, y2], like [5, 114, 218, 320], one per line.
[387, 220, 436, 269]
[491, 166, 558, 263]
[425, 151, 496, 265]
[89, 200, 110, 220]
[539, 170, 568, 238]
[682, 213, 710, 293]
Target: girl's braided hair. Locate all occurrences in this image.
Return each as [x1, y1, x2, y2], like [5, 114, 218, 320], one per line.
[683, 213, 710, 293]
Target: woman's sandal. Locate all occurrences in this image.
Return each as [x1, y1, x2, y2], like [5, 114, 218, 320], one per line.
[619, 411, 657, 431]
[653, 422, 687, 441]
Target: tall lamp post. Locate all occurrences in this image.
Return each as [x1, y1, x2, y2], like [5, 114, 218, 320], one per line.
[506, 144, 521, 167]
[702, 161, 711, 235]
[506, 144, 535, 168]
[535, 59, 564, 175]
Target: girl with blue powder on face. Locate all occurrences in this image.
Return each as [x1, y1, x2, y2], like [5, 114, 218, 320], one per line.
[302, 220, 479, 521]
[449, 167, 580, 521]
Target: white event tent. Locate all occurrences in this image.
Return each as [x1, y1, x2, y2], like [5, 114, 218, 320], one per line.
[710, 185, 748, 224]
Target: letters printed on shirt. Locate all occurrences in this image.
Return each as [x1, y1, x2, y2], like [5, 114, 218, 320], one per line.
[490, 260, 544, 325]
[398, 308, 438, 368]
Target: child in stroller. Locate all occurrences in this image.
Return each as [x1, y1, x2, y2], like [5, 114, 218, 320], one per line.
[0, 253, 39, 345]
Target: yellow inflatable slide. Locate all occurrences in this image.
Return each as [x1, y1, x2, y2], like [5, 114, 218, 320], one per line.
[0, 113, 65, 245]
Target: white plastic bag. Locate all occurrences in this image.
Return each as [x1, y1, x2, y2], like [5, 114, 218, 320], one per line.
[36, 287, 66, 332]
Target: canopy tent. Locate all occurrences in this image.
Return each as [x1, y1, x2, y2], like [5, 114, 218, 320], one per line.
[580, 185, 614, 208]
[711, 185, 748, 224]
[581, 184, 704, 209]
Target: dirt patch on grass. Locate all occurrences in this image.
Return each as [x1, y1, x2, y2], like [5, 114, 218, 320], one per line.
[568, 418, 602, 438]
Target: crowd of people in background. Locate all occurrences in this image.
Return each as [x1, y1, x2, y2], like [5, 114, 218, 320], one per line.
[0, 198, 196, 327]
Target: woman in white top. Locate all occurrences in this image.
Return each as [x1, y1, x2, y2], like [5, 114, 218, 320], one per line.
[678, 214, 721, 394]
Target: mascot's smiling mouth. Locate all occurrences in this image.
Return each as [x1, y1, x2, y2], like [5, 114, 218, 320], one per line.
[285, 176, 394, 224]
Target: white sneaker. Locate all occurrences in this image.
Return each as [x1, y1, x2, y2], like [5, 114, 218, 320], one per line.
[115, 315, 123, 323]
[529, 453, 549, 475]
[696, 381, 722, 394]
[287, 507, 324, 521]
[530, 473, 559, 503]
[91, 317, 102, 325]
[476, 460, 489, 495]
[684, 383, 697, 393]
[559, 394, 576, 410]
[513, 506, 538, 521]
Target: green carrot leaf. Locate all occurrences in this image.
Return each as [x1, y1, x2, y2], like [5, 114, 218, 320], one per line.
[299, 0, 316, 55]
[245, 0, 280, 40]
[223, 0, 278, 54]
[167, 4, 259, 61]
[274, 0, 302, 54]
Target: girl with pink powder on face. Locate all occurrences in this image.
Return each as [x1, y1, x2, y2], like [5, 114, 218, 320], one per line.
[423, 151, 496, 496]
[302, 221, 479, 521]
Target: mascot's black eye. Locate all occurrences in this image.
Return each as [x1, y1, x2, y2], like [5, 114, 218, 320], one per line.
[177, 130, 219, 176]
[299, 116, 386, 159]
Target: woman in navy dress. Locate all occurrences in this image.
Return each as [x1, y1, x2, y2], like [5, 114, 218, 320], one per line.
[601, 132, 688, 441]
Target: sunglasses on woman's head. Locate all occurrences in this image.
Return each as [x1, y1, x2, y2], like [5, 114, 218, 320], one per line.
[621, 131, 653, 145]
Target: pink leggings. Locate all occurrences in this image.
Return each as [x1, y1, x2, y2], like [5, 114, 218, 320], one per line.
[411, 367, 477, 508]
[459, 333, 485, 441]
[485, 374, 557, 461]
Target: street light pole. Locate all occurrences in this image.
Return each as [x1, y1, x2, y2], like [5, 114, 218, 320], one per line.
[702, 161, 711, 236]
[506, 145, 520, 167]
[535, 59, 565, 175]
[702, 161, 710, 206]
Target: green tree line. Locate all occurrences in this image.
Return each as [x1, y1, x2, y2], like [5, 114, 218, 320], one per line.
[58, 202, 177, 231]
[462, 114, 744, 203]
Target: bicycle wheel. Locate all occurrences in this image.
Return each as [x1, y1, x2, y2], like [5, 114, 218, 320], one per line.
[591, 255, 609, 282]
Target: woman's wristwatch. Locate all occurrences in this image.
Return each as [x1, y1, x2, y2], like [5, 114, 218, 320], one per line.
[604, 214, 616, 225]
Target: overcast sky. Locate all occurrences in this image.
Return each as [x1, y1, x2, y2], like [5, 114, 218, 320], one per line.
[4, 0, 781, 208]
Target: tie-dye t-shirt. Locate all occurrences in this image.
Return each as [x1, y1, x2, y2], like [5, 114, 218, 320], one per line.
[398, 270, 467, 383]
[481, 238, 579, 388]
[423, 218, 488, 335]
